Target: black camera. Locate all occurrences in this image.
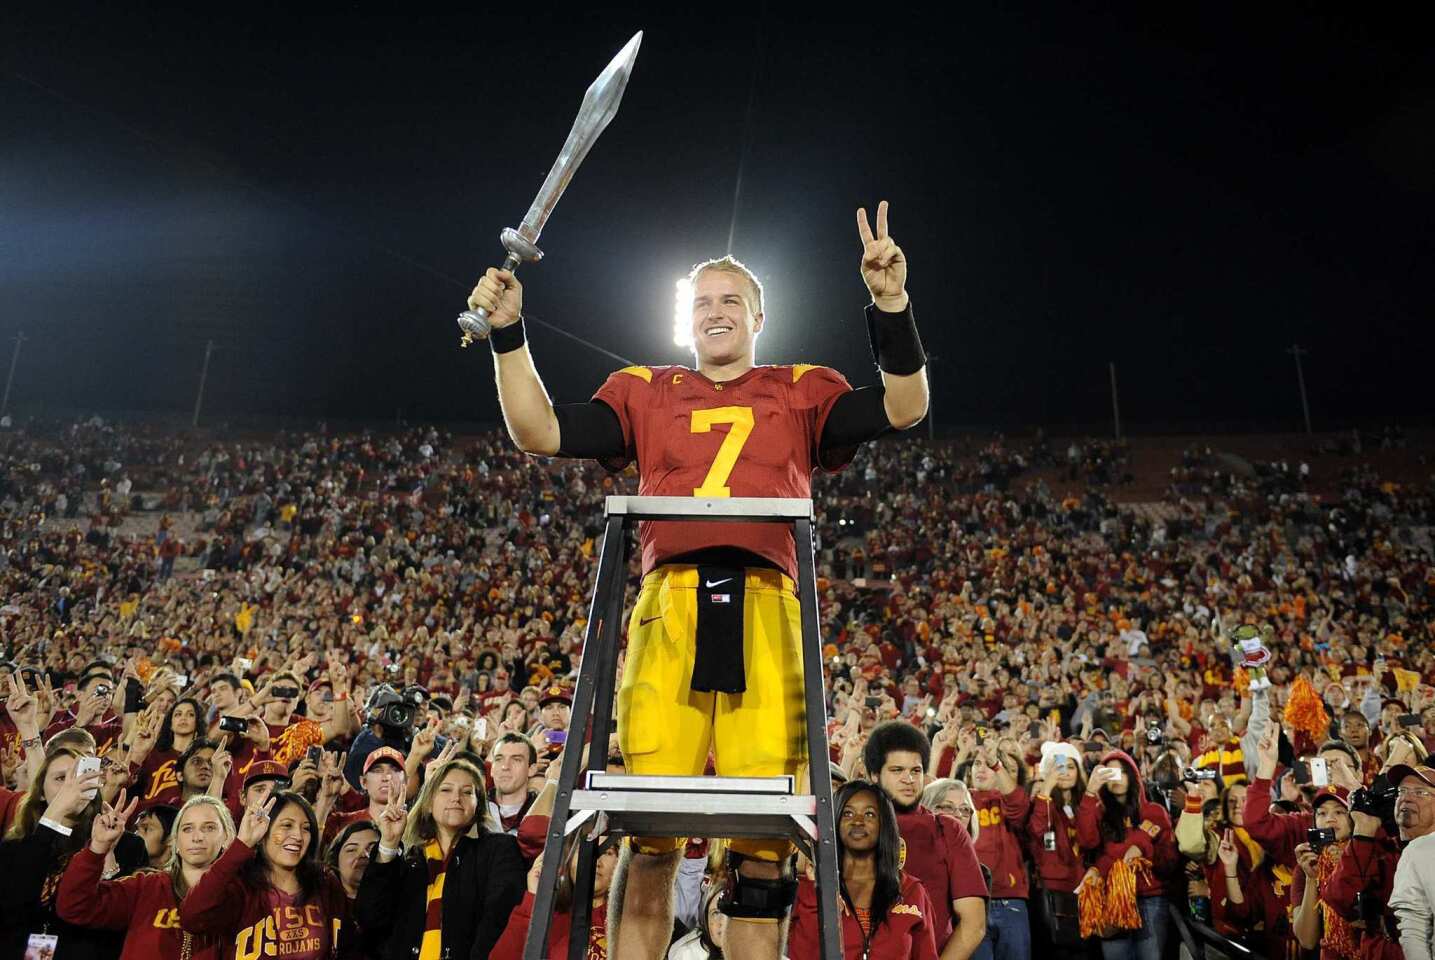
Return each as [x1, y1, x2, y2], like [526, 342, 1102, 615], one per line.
[218, 715, 250, 734]
[1184, 768, 1218, 782]
[1351, 785, 1398, 820]
[366, 684, 425, 734]
[1307, 827, 1337, 850]
[1145, 721, 1164, 746]
[271, 685, 300, 700]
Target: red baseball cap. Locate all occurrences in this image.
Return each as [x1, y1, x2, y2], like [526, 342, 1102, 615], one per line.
[1387, 764, 1435, 789]
[1312, 785, 1351, 810]
[363, 746, 406, 775]
[242, 760, 290, 791]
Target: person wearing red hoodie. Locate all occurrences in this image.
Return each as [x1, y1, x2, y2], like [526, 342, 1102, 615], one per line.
[789, 780, 940, 959]
[57, 793, 234, 960]
[1026, 742, 1087, 949]
[963, 744, 1030, 960]
[1076, 750, 1177, 960]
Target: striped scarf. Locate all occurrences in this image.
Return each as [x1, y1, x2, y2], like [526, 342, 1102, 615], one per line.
[419, 840, 451, 960]
[1194, 740, 1246, 784]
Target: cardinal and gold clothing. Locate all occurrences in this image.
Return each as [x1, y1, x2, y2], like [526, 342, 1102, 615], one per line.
[592, 363, 854, 581]
[593, 363, 855, 859]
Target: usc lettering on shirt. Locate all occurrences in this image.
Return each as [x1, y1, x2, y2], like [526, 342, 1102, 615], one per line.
[235, 897, 331, 960]
[152, 907, 181, 929]
[592, 363, 854, 581]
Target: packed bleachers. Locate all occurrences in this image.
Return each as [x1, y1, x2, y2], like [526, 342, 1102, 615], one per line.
[2, 415, 1434, 959]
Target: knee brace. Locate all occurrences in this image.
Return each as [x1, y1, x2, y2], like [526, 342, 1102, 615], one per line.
[718, 852, 798, 920]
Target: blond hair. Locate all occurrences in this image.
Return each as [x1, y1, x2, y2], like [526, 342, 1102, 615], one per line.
[164, 795, 236, 899]
[687, 256, 764, 317]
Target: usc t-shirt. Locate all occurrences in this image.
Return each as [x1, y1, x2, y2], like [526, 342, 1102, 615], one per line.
[592, 363, 853, 581]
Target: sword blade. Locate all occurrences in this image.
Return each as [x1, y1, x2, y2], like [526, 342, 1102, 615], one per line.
[516, 30, 643, 244]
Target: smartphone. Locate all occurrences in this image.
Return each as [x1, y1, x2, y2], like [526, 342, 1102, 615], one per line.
[1309, 757, 1329, 788]
[74, 755, 102, 799]
[1027, 720, 1043, 738]
[174, 674, 188, 688]
[236, 657, 253, 673]
[545, 729, 567, 748]
[1399, 714, 1423, 728]
[305, 746, 323, 766]
[218, 715, 250, 734]
[864, 696, 882, 709]
[475, 718, 487, 740]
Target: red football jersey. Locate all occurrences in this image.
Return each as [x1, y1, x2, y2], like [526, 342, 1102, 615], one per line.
[593, 363, 854, 580]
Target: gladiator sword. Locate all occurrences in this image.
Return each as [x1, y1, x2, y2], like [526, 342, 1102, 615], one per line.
[456, 30, 643, 346]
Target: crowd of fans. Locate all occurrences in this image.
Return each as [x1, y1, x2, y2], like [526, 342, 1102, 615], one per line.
[1, 415, 1434, 959]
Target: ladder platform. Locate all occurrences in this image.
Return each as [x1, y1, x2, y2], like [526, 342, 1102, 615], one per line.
[564, 774, 819, 846]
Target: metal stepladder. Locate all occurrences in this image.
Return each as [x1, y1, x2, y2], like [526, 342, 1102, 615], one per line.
[524, 495, 842, 960]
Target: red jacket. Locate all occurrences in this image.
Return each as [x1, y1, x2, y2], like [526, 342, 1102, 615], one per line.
[490, 891, 608, 960]
[788, 874, 940, 960]
[1025, 793, 1085, 893]
[1243, 776, 1311, 870]
[1323, 835, 1403, 960]
[178, 839, 356, 960]
[1075, 751, 1177, 897]
[969, 787, 1030, 898]
[57, 847, 223, 960]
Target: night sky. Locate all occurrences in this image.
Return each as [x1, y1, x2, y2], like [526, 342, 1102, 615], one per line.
[3, 10, 1431, 432]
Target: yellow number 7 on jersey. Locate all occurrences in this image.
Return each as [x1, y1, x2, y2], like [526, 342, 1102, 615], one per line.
[690, 406, 755, 497]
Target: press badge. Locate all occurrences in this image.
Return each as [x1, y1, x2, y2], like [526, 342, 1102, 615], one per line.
[26, 932, 59, 959]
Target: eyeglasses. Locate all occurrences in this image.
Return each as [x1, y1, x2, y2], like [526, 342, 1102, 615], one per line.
[935, 802, 975, 819]
[1397, 786, 1435, 801]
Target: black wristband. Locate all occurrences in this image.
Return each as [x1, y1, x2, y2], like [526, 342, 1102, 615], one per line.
[489, 318, 526, 354]
[864, 302, 926, 375]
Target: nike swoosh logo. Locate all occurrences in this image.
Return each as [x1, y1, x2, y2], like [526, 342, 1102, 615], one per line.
[704, 578, 732, 588]
[639, 615, 663, 626]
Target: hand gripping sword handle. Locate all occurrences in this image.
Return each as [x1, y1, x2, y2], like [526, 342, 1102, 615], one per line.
[456, 252, 521, 348]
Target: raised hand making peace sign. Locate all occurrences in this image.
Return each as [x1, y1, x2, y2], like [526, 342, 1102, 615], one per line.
[856, 200, 908, 311]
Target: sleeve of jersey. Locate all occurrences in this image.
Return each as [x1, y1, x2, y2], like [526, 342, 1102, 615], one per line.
[797, 365, 857, 472]
[589, 367, 646, 472]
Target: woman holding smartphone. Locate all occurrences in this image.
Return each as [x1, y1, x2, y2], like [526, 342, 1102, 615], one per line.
[0, 746, 146, 959]
[1027, 742, 1088, 949]
[57, 792, 235, 959]
[1075, 750, 1177, 960]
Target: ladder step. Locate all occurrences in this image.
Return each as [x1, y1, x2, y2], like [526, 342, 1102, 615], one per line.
[583, 772, 796, 794]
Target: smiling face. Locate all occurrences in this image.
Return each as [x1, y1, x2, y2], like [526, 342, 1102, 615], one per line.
[263, 802, 314, 871]
[433, 769, 481, 833]
[839, 788, 882, 854]
[176, 804, 228, 869]
[689, 269, 763, 370]
[1226, 784, 1247, 827]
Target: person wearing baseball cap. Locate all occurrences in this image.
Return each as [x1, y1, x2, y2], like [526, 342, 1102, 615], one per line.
[232, 760, 289, 823]
[1291, 785, 1356, 956]
[324, 746, 407, 844]
[537, 685, 571, 747]
[1388, 762, 1435, 959]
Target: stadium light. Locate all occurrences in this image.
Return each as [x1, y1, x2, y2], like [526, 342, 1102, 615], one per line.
[672, 277, 693, 348]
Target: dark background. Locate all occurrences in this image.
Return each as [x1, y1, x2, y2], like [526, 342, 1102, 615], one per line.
[3, 9, 1431, 432]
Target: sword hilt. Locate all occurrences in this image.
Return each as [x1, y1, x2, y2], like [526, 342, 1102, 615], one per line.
[457, 229, 544, 348]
